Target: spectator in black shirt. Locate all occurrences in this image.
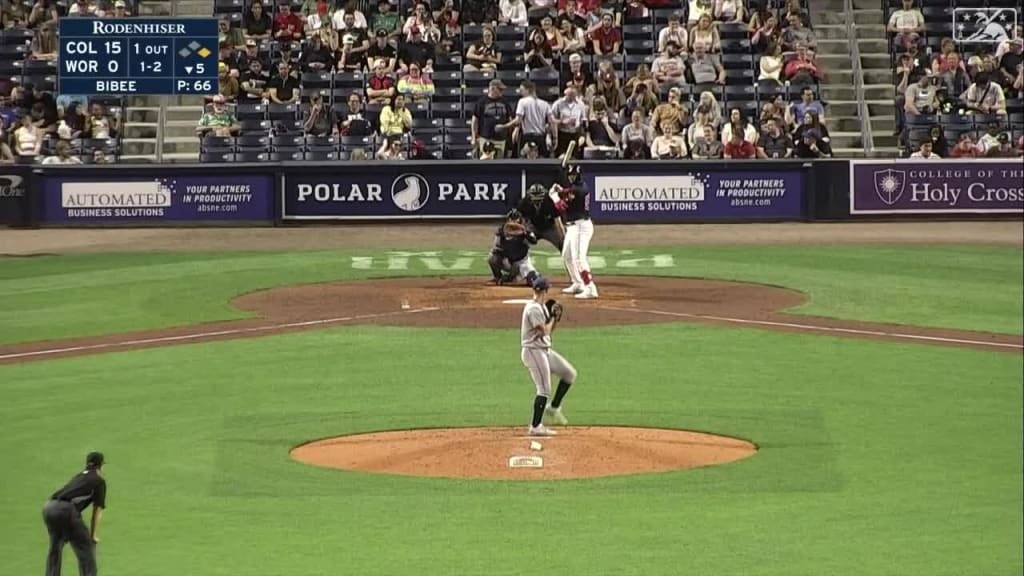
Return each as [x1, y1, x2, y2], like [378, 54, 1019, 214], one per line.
[302, 33, 334, 72]
[243, 1, 273, 41]
[757, 118, 793, 158]
[368, 29, 398, 72]
[240, 58, 270, 101]
[338, 32, 368, 72]
[461, 1, 499, 26]
[268, 62, 300, 104]
[43, 452, 107, 576]
[238, 38, 270, 72]
[472, 78, 514, 158]
[794, 128, 824, 158]
[997, 39, 1022, 90]
[338, 92, 373, 136]
[398, 27, 434, 72]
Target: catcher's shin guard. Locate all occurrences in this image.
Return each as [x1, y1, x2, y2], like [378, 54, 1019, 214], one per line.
[487, 252, 505, 281]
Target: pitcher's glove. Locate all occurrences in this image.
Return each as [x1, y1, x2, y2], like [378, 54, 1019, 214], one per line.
[545, 299, 564, 323]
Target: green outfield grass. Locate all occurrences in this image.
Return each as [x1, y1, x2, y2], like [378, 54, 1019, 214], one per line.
[0, 324, 1020, 576]
[0, 245, 1021, 575]
[0, 245, 1021, 344]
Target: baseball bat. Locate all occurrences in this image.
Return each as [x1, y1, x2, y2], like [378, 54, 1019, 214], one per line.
[562, 140, 577, 167]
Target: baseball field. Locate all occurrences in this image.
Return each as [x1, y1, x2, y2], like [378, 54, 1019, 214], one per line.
[1, 222, 1021, 576]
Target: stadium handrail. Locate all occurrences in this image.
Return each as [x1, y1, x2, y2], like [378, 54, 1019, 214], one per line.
[847, 0, 874, 154]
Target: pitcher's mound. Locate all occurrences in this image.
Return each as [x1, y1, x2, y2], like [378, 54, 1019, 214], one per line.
[290, 426, 757, 480]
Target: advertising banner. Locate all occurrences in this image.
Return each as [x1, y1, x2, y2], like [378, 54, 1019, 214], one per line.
[585, 168, 804, 222]
[0, 165, 31, 227]
[850, 159, 1024, 214]
[40, 173, 274, 223]
[283, 164, 522, 219]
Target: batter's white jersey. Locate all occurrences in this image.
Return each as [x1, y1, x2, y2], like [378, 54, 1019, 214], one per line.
[521, 300, 550, 349]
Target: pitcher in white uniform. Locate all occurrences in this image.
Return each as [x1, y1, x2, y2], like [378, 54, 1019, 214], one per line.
[520, 277, 576, 436]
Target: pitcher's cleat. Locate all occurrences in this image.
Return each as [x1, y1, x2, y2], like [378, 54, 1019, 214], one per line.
[544, 405, 568, 425]
[528, 424, 558, 436]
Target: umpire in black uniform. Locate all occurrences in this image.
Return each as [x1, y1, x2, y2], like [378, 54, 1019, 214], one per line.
[43, 452, 107, 576]
[517, 183, 565, 251]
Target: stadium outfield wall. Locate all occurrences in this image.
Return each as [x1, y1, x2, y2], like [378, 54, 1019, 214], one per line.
[1, 159, 1021, 227]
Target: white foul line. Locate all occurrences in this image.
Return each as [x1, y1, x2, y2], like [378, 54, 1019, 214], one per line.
[0, 307, 442, 361]
[598, 306, 1023, 351]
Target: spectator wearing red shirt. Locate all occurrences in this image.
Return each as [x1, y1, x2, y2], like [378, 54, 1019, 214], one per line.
[590, 12, 621, 55]
[274, 2, 304, 42]
[723, 132, 756, 158]
[949, 133, 979, 158]
[367, 59, 396, 104]
[783, 44, 823, 85]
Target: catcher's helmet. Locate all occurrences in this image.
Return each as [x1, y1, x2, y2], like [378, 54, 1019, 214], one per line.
[506, 208, 523, 221]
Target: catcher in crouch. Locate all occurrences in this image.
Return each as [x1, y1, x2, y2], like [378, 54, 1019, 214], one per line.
[488, 209, 541, 286]
[520, 276, 575, 436]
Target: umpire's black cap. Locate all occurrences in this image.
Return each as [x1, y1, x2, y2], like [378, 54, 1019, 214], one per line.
[86, 452, 105, 468]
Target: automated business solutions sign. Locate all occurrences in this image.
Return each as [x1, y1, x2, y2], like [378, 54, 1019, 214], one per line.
[850, 159, 1024, 215]
[283, 164, 520, 219]
[585, 168, 804, 222]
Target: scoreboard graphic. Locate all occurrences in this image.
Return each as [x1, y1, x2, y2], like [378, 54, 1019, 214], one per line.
[58, 18, 219, 96]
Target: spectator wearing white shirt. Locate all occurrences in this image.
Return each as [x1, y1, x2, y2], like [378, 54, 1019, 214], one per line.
[650, 120, 687, 159]
[550, 86, 588, 159]
[68, 0, 99, 16]
[720, 108, 759, 144]
[652, 41, 688, 88]
[960, 73, 1007, 115]
[657, 13, 688, 54]
[333, 0, 368, 31]
[511, 80, 553, 157]
[909, 140, 939, 159]
[499, 0, 529, 27]
[42, 140, 82, 165]
[887, 0, 924, 51]
[976, 122, 1006, 155]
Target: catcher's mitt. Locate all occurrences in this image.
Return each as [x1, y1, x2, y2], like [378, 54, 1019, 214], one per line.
[545, 299, 564, 322]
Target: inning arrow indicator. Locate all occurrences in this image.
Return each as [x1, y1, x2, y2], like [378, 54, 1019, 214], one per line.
[185, 66, 193, 74]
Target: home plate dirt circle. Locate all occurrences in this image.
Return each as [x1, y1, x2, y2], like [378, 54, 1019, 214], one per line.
[290, 426, 758, 480]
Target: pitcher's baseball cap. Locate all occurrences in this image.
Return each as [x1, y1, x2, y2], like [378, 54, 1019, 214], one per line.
[86, 452, 105, 468]
[532, 277, 550, 292]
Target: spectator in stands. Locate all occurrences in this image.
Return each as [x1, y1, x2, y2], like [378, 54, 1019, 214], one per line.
[340, 12, 371, 50]
[520, 140, 541, 159]
[927, 125, 948, 158]
[111, 0, 130, 18]
[338, 31, 370, 72]
[589, 11, 622, 56]
[758, 41, 784, 84]
[335, 0, 368, 30]
[57, 103, 85, 140]
[277, 43, 303, 76]
[976, 121, 1005, 155]
[650, 120, 687, 159]
[594, 66, 626, 114]
[219, 16, 246, 49]
[218, 62, 240, 102]
[788, 87, 825, 125]
[687, 107, 712, 149]
[950, 132, 979, 158]
[657, 13, 688, 54]
[782, 0, 809, 27]
[379, 92, 413, 137]
[86, 102, 117, 139]
[558, 17, 586, 55]
[42, 140, 82, 165]
[751, 14, 780, 54]
[302, 93, 333, 136]
[960, 72, 1007, 115]
[931, 38, 965, 95]
[436, 0, 461, 56]
[689, 42, 726, 87]
[794, 111, 831, 156]
[13, 115, 42, 161]
[462, 0, 499, 26]
[1014, 64, 1024, 96]
[377, 135, 406, 159]
[302, 33, 334, 72]
[1017, 135, 1024, 157]
[368, 30, 397, 72]
[238, 38, 269, 71]
[337, 92, 372, 136]
[464, 26, 501, 72]
[92, 148, 110, 164]
[760, 96, 785, 129]
[624, 63, 659, 96]
[500, 0, 529, 27]
[987, 132, 1017, 157]
[689, 14, 720, 53]
[477, 139, 499, 159]
[691, 124, 722, 159]
[371, 0, 402, 40]
[367, 59, 396, 104]
[563, 52, 592, 91]
[757, 118, 793, 158]
[551, 85, 587, 158]
[526, 28, 556, 71]
[195, 95, 240, 138]
[781, 12, 815, 53]
[243, 2, 273, 41]
[715, 0, 746, 25]
[240, 58, 270, 101]
[650, 86, 685, 136]
[30, 22, 57, 61]
[538, 16, 565, 56]
[398, 25, 434, 72]
[721, 107, 758, 144]
[586, 96, 619, 151]
[747, 1, 770, 31]
[997, 39, 1023, 91]
[512, 80, 552, 157]
[402, 2, 431, 39]
[887, 0, 924, 52]
[902, 72, 938, 124]
[793, 129, 823, 158]
[306, 2, 331, 35]
[68, 0, 97, 16]
[398, 62, 435, 102]
[347, 147, 367, 160]
[623, 76, 659, 117]
[32, 93, 57, 133]
[472, 79, 514, 158]
[995, 25, 1023, 59]
[908, 139, 939, 159]
[0, 117, 12, 164]
[624, 0, 650, 21]
[724, 131, 756, 159]
[653, 41, 688, 88]
[784, 44, 823, 85]
[620, 109, 653, 159]
[687, 0, 713, 25]
[268, 62, 300, 104]
[28, 0, 59, 29]
[559, 0, 588, 28]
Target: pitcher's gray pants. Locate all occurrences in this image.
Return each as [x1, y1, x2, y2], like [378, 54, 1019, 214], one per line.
[521, 347, 577, 396]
